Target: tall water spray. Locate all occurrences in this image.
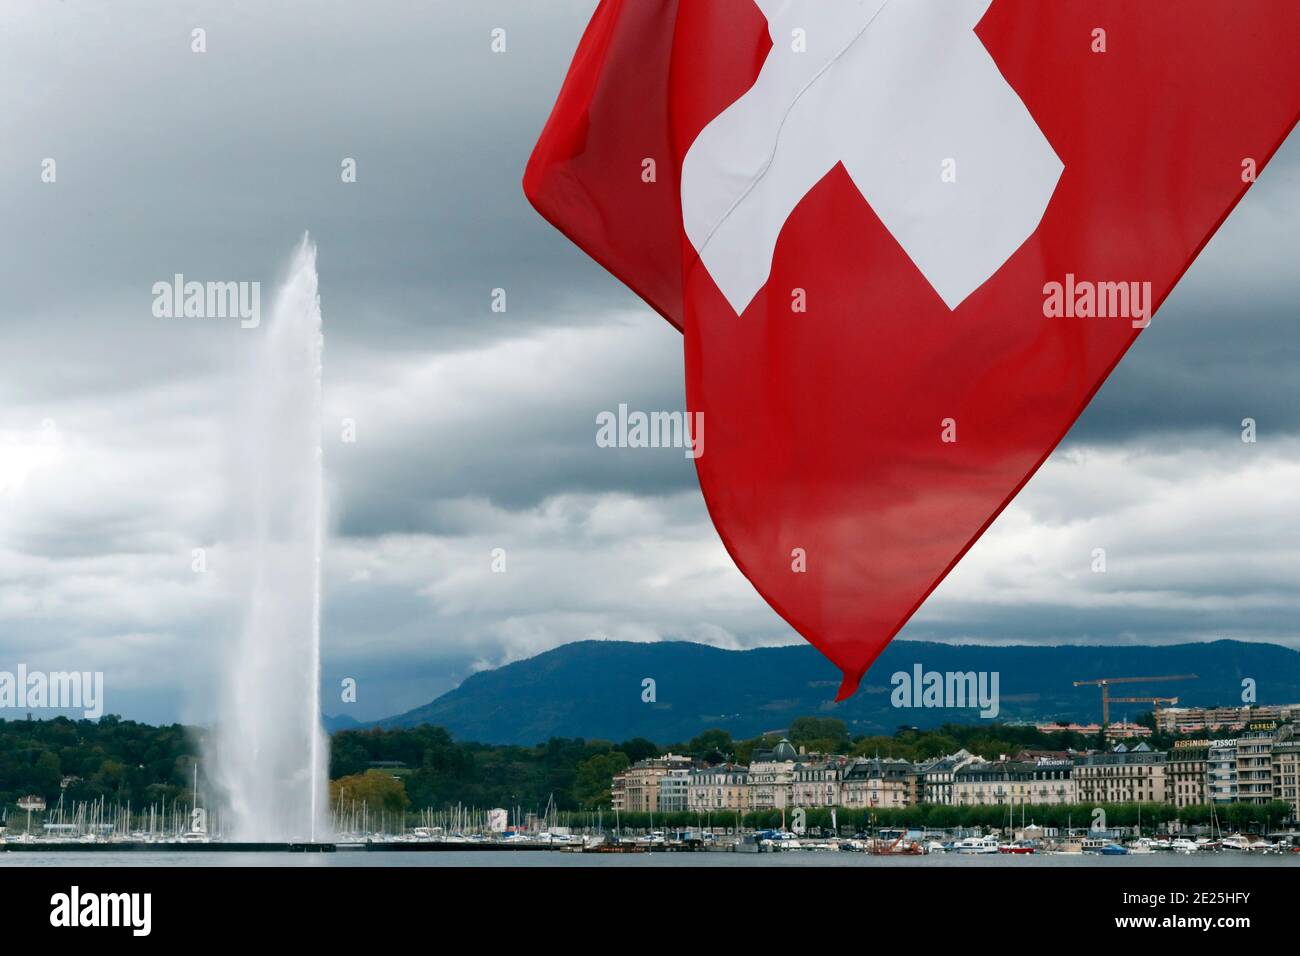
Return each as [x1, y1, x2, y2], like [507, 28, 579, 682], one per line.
[210, 235, 330, 842]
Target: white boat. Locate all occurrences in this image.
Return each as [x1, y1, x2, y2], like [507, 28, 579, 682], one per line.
[800, 840, 840, 852]
[953, 835, 1000, 854]
[1221, 834, 1251, 852]
[761, 831, 800, 851]
[1171, 838, 1199, 853]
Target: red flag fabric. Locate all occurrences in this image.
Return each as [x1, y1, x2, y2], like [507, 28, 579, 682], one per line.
[524, 0, 1300, 700]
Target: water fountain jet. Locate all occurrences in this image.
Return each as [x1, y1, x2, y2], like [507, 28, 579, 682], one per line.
[209, 234, 330, 843]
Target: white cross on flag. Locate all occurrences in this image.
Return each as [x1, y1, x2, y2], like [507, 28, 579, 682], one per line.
[682, 0, 1063, 313]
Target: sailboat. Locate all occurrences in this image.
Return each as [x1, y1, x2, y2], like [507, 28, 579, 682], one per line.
[998, 799, 1036, 853]
[1129, 802, 1156, 853]
[180, 762, 211, 843]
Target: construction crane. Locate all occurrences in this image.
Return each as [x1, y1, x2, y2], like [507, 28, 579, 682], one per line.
[1072, 675, 1197, 727]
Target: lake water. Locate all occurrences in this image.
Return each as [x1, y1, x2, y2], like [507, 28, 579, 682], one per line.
[2, 850, 1296, 867]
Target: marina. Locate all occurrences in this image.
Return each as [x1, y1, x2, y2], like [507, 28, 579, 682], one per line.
[4, 824, 1299, 858]
[1, 847, 1297, 869]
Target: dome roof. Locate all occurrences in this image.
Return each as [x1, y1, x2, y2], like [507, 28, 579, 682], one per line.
[772, 738, 798, 761]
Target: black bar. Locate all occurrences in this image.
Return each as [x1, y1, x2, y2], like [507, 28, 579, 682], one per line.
[0, 857, 1291, 940]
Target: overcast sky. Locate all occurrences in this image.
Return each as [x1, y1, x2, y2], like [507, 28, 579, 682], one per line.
[1, 1, 1297, 724]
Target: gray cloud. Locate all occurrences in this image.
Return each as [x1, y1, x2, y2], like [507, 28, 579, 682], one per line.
[1, 0, 1297, 723]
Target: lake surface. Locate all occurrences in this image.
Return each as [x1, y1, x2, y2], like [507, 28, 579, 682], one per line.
[2, 850, 1296, 867]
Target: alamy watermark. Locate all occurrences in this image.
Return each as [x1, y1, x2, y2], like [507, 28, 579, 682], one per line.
[0, 665, 104, 718]
[596, 404, 704, 459]
[152, 274, 260, 328]
[50, 886, 151, 936]
[1043, 273, 1152, 328]
[890, 664, 1000, 718]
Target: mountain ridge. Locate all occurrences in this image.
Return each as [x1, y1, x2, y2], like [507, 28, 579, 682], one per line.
[373, 639, 1300, 745]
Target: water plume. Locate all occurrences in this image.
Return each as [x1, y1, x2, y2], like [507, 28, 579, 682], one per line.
[209, 234, 329, 842]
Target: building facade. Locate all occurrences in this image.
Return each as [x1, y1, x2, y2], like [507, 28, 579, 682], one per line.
[747, 739, 798, 810]
[841, 758, 913, 809]
[950, 760, 1074, 807]
[1157, 704, 1300, 735]
[791, 760, 844, 807]
[1026, 759, 1077, 804]
[657, 769, 691, 813]
[608, 723, 1300, 819]
[1167, 742, 1209, 809]
[687, 764, 750, 813]
[1207, 739, 1239, 805]
[952, 762, 1033, 807]
[919, 750, 984, 805]
[621, 754, 694, 813]
[1271, 725, 1300, 820]
[1235, 727, 1276, 805]
[1074, 743, 1167, 804]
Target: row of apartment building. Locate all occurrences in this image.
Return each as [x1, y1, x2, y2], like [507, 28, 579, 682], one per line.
[611, 723, 1300, 817]
[1155, 703, 1300, 735]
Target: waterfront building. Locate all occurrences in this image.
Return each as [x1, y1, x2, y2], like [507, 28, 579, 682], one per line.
[902, 763, 925, 806]
[1074, 743, 1167, 804]
[918, 749, 985, 805]
[608, 726, 1298, 817]
[791, 759, 844, 807]
[687, 764, 750, 813]
[621, 753, 695, 813]
[1207, 739, 1239, 804]
[657, 768, 692, 813]
[1026, 759, 1077, 804]
[1235, 726, 1276, 805]
[841, 757, 913, 808]
[952, 761, 1025, 807]
[1270, 725, 1300, 820]
[748, 738, 799, 810]
[951, 760, 1050, 807]
[1167, 741, 1209, 809]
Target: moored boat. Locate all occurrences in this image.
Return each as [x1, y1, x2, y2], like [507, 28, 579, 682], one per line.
[953, 835, 1000, 854]
[998, 842, 1036, 854]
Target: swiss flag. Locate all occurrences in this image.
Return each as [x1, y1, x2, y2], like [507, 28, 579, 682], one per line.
[524, 0, 1300, 699]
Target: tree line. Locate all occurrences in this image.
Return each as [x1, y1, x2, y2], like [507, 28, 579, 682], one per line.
[0, 711, 1237, 825]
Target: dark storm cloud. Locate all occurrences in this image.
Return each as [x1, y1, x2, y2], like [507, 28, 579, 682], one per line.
[1065, 147, 1300, 444]
[0, 0, 633, 377]
[2, 0, 1297, 723]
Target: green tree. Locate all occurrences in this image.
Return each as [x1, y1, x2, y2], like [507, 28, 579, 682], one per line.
[687, 729, 733, 763]
[617, 737, 660, 764]
[789, 717, 849, 752]
[330, 769, 410, 815]
[573, 751, 629, 808]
